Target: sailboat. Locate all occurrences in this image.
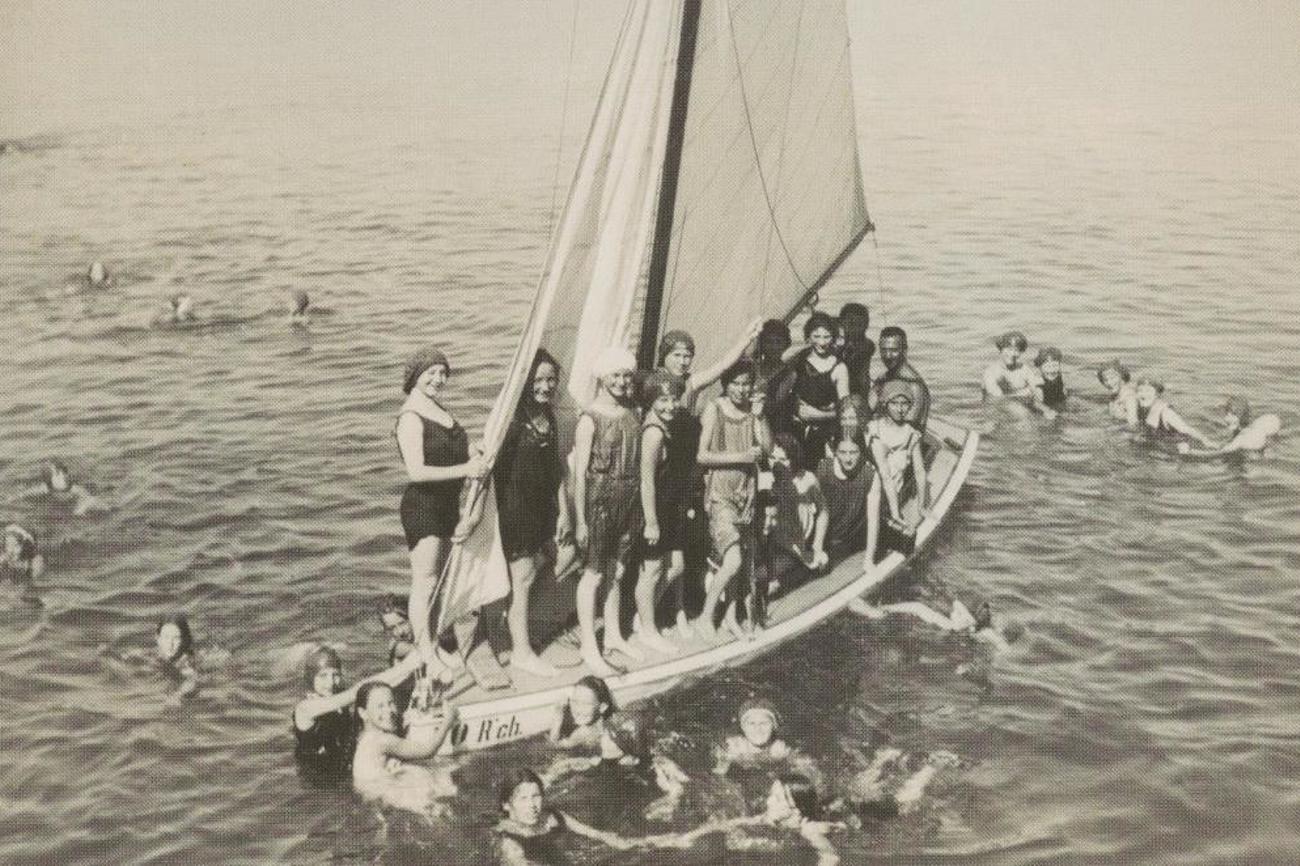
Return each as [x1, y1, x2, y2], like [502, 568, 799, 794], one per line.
[403, 0, 979, 754]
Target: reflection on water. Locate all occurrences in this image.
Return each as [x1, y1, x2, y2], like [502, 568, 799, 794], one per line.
[2, 1, 1298, 863]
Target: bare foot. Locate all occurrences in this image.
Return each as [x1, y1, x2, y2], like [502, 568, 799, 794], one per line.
[582, 653, 623, 678]
[510, 653, 559, 678]
[691, 617, 718, 641]
[675, 610, 690, 633]
[639, 631, 679, 655]
[605, 638, 646, 662]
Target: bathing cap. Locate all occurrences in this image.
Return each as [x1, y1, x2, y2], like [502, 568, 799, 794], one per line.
[402, 346, 450, 393]
[879, 379, 914, 406]
[737, 697, 781, 728]
[640, 369, 685, 407]
[995, 331, 1028, 351]
[592, 345, 637, 380]
[303, 646, 342, 688]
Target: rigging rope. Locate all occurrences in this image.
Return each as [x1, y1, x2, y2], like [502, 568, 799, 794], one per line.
[543, 0, 583, 245]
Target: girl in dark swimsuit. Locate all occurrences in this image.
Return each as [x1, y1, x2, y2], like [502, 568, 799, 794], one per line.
[495, 349, 569, 677]
[792, 312, 849, 467]
[636, 370, 688, 654]
[394, 346, 488, 667]
[1032, 347, 1067, 418]
[1135, 377, 1217, 449]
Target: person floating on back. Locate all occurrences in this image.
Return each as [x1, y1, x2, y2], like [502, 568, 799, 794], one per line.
[15, 460, 105, 515]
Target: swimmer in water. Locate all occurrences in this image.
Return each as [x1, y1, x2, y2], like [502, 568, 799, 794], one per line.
[982, 331, 1038, 411]
[15, 460, 105, 515]
[1135, 377, 1217, 449]
[292, 646, 423, 780]
[495, 768, 694, 865]
[848, 596, 1020, 652]
[1, 524, 45, 583]
[1097, 360, 1139, 427]
[713, 698, 819, 782]
[837, 747, 961, 818]
[1208, 396, 1282, 454]
[547, 675, 615, 751]
[156, 614, 200, 697]
[87, 261, 112, 289]
[1032, 347, 1067, 419]
[289, 289, 310, 324]
[351, 676, 459, 818]
[378, 594, 416, 667]
[153, 293, 197, 327]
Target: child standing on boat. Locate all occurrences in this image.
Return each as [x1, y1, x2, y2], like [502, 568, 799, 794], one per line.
[695, 359, 772, 639]
[792, 312, 850, 465]
[573, 346, 642, 676]
[637, 370, 689, 654]
[868, 382, 928, 553]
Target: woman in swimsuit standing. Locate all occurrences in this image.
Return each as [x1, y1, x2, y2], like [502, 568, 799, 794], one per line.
[495, 349, 569, 677]
[395, 346, 488, 667]
[791, 312, 849, 468]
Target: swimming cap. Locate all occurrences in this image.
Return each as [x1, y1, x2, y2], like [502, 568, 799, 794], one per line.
[737, 697, 781, 728]
[1034, 347, 1062, 366]
[657, 330, 696, 364]
[303, 646, 342, 688]
[995, 331, 1028, 351]
[403, 347, 450, 393]
[1223, 396, 1251, 423]
[879, 379, 914, 406]
[592, 345, 637, 380]
[640, 369, 685, 407]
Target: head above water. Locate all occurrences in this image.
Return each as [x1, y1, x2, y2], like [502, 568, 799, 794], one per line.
[355, 681, 399, 732]
[171, 293, 195, 320]
[568, 675, 615, 726]
[155, 614, 195, 663]
[290, 289, 310, 315]
[303, 645, 344, 695]
[994, 331, 1029, 353]
[44, 459, 72, 491]
[402, 346, 450, 394]
[87, 261, 110, 287]
[1135, 377, 1165, 405]
[1034, 346, 1062, 367]
[498, 767, 546, 824]
[1096, 360, 1131, 388]
[1223, 396, 1252, 429]
[737, 697, 782, 747]
[3, 524, 37, 562]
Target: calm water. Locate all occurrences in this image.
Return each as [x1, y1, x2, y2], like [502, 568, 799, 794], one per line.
[3, 2, 1299, 863]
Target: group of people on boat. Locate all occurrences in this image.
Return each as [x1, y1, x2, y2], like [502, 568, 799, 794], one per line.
[394, 302, 932, 684]
[982, 332, 1281, 454]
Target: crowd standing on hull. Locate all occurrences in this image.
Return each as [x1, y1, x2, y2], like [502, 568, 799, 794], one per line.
[11, 261, 1284, 860]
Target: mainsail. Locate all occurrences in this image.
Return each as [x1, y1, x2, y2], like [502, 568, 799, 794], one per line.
[434, 0, 868, 635]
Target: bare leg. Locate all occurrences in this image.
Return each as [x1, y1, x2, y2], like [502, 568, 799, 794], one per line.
[407, 536, 447, 662]
[604, 558, 644, 661]
[695, 544, 742, 639]
[507, 555, 557, 677]
[666, 550, 688, 633]
[635, 554, 677, 653]
[577, 568, 620, 676]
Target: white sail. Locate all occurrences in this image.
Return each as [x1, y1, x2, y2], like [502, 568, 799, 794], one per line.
[653, 0, 869, 371]
[434, 0, 684, 633]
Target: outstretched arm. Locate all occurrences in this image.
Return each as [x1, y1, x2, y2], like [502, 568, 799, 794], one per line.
[1162, 407, 1217, 448]
[381, 703, 458, 761]
[293, 652, 422, 730]
[687, 318, 763, 396]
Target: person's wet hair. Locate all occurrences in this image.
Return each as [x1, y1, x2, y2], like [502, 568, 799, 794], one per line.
[878, 326, 908, 348]
[302, 645, 342, 689]
[1034, 347, 1062, 367]
[995, 331, 1029, 352]
[156, 614, 195, 659]
[838, 302, 870, 333]
[973, 601, 993, 631]
[354, 681, 390, 721]
[1096, 360, 1131, 385]
[657, 330, 696, 366]
[719, 357, 756, 389]
[574, 675, 616, 718]
[498, 767, 545, 810]
[773, 431, 804, 474]
[803, 311, 837, 340]
[640, 369, 686, 409]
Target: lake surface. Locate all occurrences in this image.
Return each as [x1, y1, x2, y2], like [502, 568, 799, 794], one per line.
[2, 2, 1298, 863]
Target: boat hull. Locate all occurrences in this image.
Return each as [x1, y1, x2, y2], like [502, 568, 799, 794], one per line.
[435, 415, 979, 754]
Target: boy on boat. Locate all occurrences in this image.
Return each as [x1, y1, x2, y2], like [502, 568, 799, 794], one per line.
[694, 359, 772, 640]
[869, 326, 930, 432]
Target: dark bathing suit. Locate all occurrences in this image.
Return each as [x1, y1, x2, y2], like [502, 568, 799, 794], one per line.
[398, 413, 469, 549]
[793, 353, 841, 467]
[293, 707, 354, 785]
[641, 414, 691, 557]
[1040, 376, 1066, 410]
[498, 812, 570, 865]
[495, 410, 562, 560]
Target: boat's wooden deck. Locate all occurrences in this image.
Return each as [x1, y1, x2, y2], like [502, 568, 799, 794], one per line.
[446, 427, 964, 708]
